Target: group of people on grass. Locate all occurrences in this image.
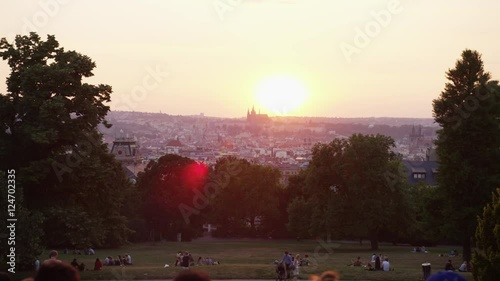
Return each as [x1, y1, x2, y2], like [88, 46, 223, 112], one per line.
[33, 250, 132, 272]
[173, 251, 220, 269]
[445, 259, 470, 272]
[347, 253, 391, 271]
[411, 246, 428, 253]
[1, 259, 470, 281]
[103, 254, 132, 266]
[63, 247, 95, 255]
[275, 251, 310, 280]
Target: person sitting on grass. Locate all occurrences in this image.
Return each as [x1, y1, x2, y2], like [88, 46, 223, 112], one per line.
[349, 256, 363, 266]
[94, 259, 102, 271]
[70, 259, 79, 269]
[197, 257, 203, 266]
[445, 260, 455, 271]
[458, 261, 468, 272]
[374, 256, 381, 270]
[181, 252, 190, 270]
[78, 263, 85, 272]
[175, 251, 182, 266]
[382, 258, 390, 271]
[301, 254, 310, 266]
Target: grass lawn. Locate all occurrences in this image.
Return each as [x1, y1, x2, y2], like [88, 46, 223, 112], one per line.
[17, 240, 474, 281]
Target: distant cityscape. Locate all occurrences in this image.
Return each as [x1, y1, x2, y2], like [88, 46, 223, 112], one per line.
[103, 110, 439, 186]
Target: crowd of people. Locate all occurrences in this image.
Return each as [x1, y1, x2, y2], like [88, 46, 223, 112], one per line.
[103, 254, 132, 266]
[1, 261, 469, 281]
[31, 250, 132, 273]
[170, 251, 220, 270]
[2, 246, 473, 281]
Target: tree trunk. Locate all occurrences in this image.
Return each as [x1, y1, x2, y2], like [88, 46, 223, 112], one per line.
[463, 237, 472, 262]
[370, 232, 379, 250]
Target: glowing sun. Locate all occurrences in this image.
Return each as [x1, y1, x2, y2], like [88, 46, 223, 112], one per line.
[255, 75, 309, 115]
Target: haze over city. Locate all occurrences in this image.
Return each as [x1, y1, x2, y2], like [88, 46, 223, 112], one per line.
[2, 0, 500, 118]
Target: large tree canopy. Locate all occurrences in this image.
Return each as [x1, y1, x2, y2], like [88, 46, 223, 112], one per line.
[288, 134, 412, 250]
[432, 49, 500, 262]
[0, 33, 113, 205]
[210, 157, 283, 237]
[0, 33, 134, 255]
[136, 154, 208, 241]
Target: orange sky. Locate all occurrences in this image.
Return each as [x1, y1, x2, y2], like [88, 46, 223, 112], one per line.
[1, 0, 500, 118]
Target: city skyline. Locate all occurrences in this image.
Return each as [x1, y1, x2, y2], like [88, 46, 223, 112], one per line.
[1, 0, 500, 118]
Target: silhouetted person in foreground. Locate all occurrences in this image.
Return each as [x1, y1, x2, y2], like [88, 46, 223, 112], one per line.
[43, 250, 61, 264]
[0, 272, 11, 281]
[173, 270, 211, 281]
[427, 271, 466, 281]
[34, 261, 79, 281]
[310, 270, 340, 281]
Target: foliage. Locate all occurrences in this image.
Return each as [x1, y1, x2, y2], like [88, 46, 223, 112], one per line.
[472, 188, 500, 281]
[0, 33, 135, 249]
[136, 154, 207, 241]
[288, 134, 413, 250]
[432, 49, 500, 261]
[0, 171, 44, 271]
[210, 157, 283, 237]
[405, 182, 442, 245]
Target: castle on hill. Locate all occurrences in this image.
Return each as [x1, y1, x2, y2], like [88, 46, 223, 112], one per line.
[246, 106, 271, 125]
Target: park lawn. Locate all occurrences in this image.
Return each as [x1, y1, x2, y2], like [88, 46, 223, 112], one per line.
[19, 240, 474, 281]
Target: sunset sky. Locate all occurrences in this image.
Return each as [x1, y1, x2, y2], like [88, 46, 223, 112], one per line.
[1, 0, 500, 118]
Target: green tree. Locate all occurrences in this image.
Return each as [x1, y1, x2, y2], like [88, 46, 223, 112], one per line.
[0, 33, 111, 196]
[136, 154, 207, 241]
[0, 171, 44, 271]
[288, 134, 412, 250]
[210, 157, 283, 237]
[472, 188, 500, 281]
[407, 182, 442, 245]
[0, 33, 135, 249]
[433, 49, 500, 262]
[42, 143, 135, 248]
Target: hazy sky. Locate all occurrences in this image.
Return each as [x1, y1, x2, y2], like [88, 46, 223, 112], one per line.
[1, 0, 500, 118]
